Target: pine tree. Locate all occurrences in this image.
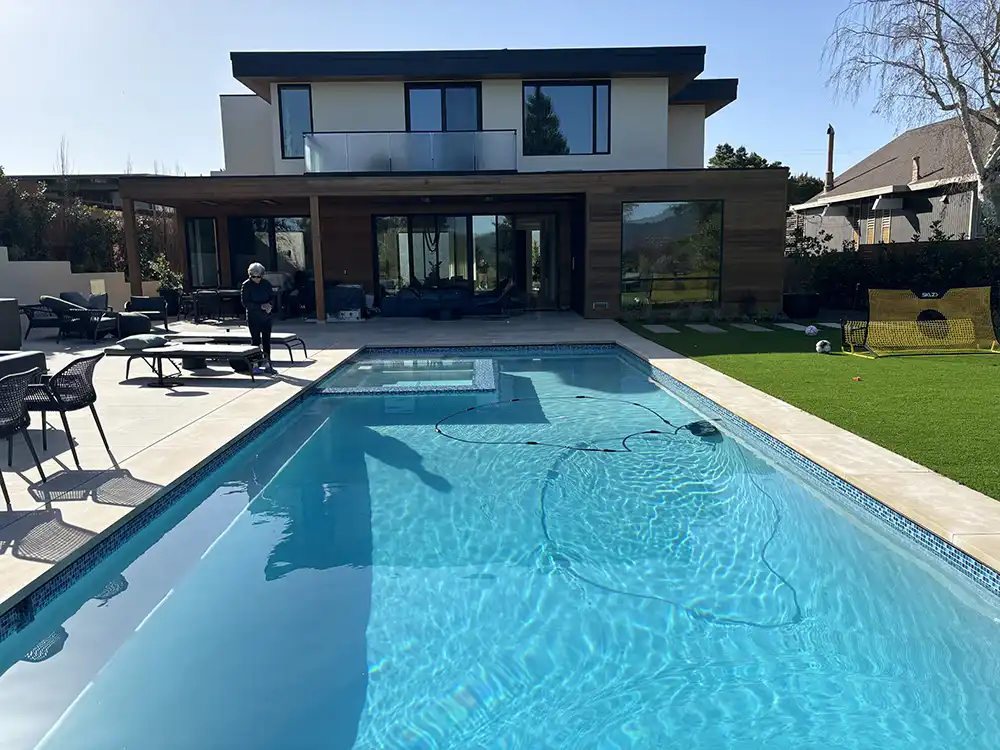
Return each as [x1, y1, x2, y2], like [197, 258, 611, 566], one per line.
[523, 88, 570, 156]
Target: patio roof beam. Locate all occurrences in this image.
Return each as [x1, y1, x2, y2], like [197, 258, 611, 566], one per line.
[310, 195, 325, 324]
[122, 198, 142, 296]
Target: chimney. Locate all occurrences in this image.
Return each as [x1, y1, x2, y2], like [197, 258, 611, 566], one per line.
[825, 124, 836, 191]
[911, 156, 921, 182]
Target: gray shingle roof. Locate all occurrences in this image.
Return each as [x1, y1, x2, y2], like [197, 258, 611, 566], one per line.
[804, 116, 994, 204]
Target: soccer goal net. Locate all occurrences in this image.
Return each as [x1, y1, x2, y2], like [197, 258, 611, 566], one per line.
[842, 286, 999, 358]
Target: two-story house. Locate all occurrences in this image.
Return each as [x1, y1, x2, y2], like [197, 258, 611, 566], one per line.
[118, 46, 788, 319]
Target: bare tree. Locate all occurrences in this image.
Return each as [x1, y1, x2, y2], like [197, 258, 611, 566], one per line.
[825, 0, 1000, 222]
[54, 136, 73, 176]
[124, 155, 134, 175]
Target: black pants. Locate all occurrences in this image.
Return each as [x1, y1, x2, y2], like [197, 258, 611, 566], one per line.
[248, 315, 272, 359]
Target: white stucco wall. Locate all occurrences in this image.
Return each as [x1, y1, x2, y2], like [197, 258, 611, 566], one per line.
[220, 95, 275, 175]
[310, 81, 406, 132]
[235, 77, 688, 175]
[482, 77, 671, 171]
[0, 254, 159, 310]
[270, 81, 407, 175]
[666, 105, 706, 169]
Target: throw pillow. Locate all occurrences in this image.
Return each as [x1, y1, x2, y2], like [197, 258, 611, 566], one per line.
[59, 292, 90, 308]
[118, 334, 168, 350]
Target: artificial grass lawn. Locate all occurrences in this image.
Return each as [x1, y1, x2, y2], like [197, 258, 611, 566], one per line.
[626, 323, 1000, 500]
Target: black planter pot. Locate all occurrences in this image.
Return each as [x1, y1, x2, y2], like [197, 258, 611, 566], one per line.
[782, 292, 820, 320]
[158, 288, 181, 317]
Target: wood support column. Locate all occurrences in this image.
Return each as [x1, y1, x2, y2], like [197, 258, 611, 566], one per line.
[123, 198, 142, 296]
[216, 215, 232, 287]
[172, 208, 187, 286]
[310, 195, 325, 322]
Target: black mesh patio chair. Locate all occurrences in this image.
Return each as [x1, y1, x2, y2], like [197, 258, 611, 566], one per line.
[24, 353, 113, 470]
[19, 304, 62, 340]
[39, 296, 118, 344]
[0, 368, 46, 508]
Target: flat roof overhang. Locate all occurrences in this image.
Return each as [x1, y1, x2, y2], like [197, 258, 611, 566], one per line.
[119, 168, 788, 208]
[231, 46, 707, 101]
[667, 78, 738, 115]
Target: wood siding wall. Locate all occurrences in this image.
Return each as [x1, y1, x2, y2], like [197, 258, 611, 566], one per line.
[584, 169, 788, 317]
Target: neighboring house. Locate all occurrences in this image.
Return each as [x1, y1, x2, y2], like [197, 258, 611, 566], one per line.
[789, 118, 992, 248]
[6, 174, 162, 214]
[118, 46, 788, 318]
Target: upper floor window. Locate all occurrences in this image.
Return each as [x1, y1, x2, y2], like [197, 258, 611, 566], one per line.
[522, 81, 610, 156]
[278, 84, 313, 159]
[405, 83, 482, 132]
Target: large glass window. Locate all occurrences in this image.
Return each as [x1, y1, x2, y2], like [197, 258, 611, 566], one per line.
[620, 201, 723, 309]
[405, 84, 481, 131]
[278, 85, 313, 159]
[522, 82, 610, 156]
[184, 218, 219, 289]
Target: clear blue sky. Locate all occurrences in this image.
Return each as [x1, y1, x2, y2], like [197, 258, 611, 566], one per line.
[1, 0, 901, 178]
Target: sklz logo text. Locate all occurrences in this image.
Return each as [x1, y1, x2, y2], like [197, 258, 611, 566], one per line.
[919, 292, 940, 299]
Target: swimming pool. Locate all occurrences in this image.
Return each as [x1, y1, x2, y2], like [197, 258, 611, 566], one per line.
[1, 347, 999, 749]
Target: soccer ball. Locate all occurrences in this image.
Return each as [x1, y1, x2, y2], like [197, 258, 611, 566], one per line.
[805, 325, 819, 336]
[816, 339, 832, 354]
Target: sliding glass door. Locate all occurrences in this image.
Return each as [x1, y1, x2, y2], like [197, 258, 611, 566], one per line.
[184, 218, 220, 289]
[228, 217, 313, 287]
[374, 213, 558, 306]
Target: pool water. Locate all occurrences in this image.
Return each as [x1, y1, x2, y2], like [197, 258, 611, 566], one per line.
[1, 351, 1000, 749]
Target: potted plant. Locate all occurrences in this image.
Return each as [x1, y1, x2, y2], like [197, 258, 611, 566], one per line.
[150, 255, 184, 316]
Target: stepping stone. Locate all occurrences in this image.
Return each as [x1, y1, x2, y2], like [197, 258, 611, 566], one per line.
[730, 323, 772, 332]
[686, 324, 727, 333]
[775, 323, 808, 331]
[819, 322, 841, 329]
[643, 324, 679, 334]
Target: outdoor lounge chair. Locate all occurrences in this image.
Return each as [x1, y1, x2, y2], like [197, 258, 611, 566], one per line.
[105, 342, 265, 387]
[162, 331, 308, 360]
[38, 296, 119, 343]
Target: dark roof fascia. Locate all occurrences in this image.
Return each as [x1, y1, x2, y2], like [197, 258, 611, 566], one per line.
[668, 78, 737, 115]
[232, 46, 707, 99]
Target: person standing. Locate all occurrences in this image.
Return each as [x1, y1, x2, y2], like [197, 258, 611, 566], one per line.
[241, 262, 275, 374]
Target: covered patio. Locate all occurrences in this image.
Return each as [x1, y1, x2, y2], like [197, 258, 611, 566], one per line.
[118, 167, 790, 320]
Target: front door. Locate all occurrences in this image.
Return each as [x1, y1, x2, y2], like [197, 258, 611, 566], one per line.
[514, 214, 559, 310]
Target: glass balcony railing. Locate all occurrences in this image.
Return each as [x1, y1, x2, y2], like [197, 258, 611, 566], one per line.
[303, 130, 517, 173]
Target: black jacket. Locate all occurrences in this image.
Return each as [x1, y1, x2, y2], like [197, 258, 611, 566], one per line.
[241, 277, 274, 319]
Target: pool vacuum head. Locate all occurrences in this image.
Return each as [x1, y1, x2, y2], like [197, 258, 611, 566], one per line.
[683, 420, 720, 438]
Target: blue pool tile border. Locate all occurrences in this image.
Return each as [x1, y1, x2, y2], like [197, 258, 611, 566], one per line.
[3, 341, 999, 645]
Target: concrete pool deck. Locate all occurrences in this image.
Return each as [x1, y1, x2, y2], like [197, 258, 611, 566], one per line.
[2, 312, 999, 622]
